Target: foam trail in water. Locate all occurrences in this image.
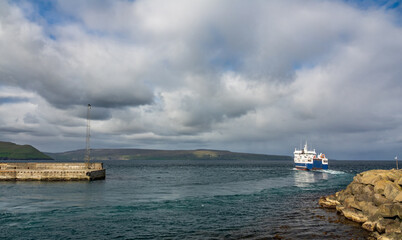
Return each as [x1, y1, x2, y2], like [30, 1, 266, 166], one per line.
[319, 169, 346, 175]
[291, 168, 346, 175]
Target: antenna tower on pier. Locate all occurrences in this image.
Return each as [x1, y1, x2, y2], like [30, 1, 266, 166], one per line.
[85, 104, 91, 168]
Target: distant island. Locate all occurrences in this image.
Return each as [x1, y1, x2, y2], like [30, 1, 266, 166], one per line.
[47, 148, 292, 161]
[0, 141, 291, 161]
[0, 141, 53, 160]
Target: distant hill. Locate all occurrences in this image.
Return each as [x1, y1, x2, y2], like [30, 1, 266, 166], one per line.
[47, 148, 291, 161]
[0, 141, 53, 160]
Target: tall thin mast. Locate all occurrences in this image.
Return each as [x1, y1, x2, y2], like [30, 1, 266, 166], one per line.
[85, 104, 91, 168]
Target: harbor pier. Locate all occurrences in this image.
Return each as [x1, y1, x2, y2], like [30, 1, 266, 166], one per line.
[0, 162, 105, 181]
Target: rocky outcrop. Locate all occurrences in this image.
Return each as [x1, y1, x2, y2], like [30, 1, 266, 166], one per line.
[319, 169, 402, 240]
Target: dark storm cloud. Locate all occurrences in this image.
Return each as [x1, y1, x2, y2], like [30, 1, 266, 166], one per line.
[70, 106, 112, 121]
[23, 112, 39, 124]
[0, 127, 33, 134]
[0, 1, 154, 110]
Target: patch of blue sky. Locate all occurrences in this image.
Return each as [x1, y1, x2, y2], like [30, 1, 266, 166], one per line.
[388, 1, 401, 9]
[0, 97, 30, 105]
[342, 0, 402, 24]
[343, 0, 401, 8]
[205, 45, 242, 72]
[292, 62, 315, 72]
[11, 0, 123, 41]
[203, 27, 243, 72]
[30, 0, 56, 22]
[10, 0, 78, 40]
[11, 0, 66, 25]
[342, 0, 402, 16]
[210, 57, 242, 72]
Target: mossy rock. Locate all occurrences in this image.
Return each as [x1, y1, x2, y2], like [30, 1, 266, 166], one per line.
[384, 182, 401, 201]
[362, 221, 376, 232]
[341, 208, 368, 223]
[374, 180, 393, 195]
[394, 192, 402, 203]
[374, 193, 392, 206]
[377, 203, 398, 218]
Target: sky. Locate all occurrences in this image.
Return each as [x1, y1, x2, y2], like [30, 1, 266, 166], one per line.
[0, 0, 402, 160]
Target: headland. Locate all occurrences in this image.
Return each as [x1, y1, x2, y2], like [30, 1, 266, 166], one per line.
[0, 141, 52, 160]
[319, 169, 401, 240]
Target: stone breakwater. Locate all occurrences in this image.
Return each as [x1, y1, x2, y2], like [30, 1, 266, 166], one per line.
[0, 162, 105, 181]
[319, 169, 402, 240]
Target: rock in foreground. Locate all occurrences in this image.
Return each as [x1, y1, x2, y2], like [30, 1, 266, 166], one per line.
[319, 169, 402, 240]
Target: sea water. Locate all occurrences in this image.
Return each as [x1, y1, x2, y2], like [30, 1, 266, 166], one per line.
[0, 160, 397, 239]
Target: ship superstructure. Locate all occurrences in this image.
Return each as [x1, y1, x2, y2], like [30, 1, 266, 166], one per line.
[294, 143, 328, 170]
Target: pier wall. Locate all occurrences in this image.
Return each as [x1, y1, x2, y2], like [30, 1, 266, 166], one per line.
[0, 163, 105, 181]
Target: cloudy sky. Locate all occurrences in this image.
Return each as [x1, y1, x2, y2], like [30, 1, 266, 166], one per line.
[0, 0, 402, 159]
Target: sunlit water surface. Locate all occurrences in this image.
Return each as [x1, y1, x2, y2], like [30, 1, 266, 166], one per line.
[0, 160, 396, 239]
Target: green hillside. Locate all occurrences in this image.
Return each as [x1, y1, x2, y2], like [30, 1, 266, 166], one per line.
[47, 148, 291, 161]
[0, 141, 53, 160]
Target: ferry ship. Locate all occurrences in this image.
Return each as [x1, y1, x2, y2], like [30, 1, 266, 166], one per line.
[294, 143, 328, 170]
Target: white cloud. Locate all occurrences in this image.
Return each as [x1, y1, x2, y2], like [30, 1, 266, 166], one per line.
[0, 0, 401, 159]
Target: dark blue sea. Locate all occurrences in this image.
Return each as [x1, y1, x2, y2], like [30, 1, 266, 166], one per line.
[0, 160, 397, 239]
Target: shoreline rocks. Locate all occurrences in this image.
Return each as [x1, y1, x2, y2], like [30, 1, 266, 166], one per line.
[319, 169, 402, 240]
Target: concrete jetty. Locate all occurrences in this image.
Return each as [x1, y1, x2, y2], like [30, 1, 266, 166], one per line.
[0, 162, 105, 181]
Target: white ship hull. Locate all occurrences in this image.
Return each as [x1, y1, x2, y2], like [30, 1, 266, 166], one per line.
[294, 143, 328, 170]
